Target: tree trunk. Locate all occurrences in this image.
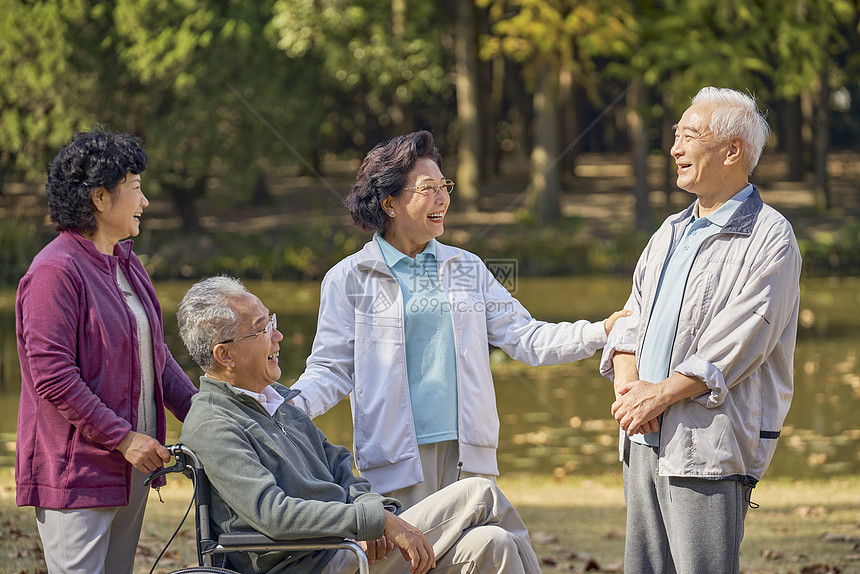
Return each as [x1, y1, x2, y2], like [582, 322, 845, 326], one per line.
[485, 54, 505, 177]
[627, 80, 651, 232]
[0, 158, 8, 196]
[527, 61, 561, 224]
[454, 0, 480, 213]
[661, 92, 676, 204]
[814, 77, 831, 212]
[251, 168, 273, 205]
[389, 0, 408, 134]
[780, 97, 806, 181]
[558, 64, 577, 176]
[163, 178, 204, 232]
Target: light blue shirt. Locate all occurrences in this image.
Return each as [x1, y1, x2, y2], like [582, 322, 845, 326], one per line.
[375, 234, 458, 445]
[634, 185, 754, 446]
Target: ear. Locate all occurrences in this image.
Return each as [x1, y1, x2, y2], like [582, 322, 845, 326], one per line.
[724, 137, 745, 167]
[212, 343, 235, 369]
[380, 196, 395, 215]
[91, 186, 110, 213]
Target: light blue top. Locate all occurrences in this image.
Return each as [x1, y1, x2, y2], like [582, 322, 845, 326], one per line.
[634, 184, 754, 446]
[375, 233, 458, 445]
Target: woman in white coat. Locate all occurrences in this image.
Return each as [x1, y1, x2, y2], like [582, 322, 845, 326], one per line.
[292, 131, 627, 509]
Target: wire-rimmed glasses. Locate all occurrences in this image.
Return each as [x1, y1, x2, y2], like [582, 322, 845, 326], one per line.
[218, 314, 277, 345]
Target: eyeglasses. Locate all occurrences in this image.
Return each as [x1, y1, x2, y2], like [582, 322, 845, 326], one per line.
[404, 179, 455, 196]
[218, 314, 277, 345]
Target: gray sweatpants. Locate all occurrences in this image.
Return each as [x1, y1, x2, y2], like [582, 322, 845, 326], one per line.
[325, 477, 540, 574]
[623, 441, 751, 574]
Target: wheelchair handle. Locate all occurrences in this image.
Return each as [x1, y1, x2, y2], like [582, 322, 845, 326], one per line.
[143, 443, 203, 486]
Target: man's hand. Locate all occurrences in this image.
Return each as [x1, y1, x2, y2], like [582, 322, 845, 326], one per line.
[360, 536, 396, 565]
[610, 351, 659, 435]
[383, 511, 435, 574]
[116, 431, 171, 473]
[612, 373, 709, 436]
[612, 381, 667, 436]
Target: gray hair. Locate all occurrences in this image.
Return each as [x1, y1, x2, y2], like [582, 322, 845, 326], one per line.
[691, 87, 771, 175]
[178, 276, 249, 371]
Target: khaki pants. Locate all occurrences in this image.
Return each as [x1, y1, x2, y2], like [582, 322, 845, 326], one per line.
[383, 440, 496, 511]
[325, 477, 539, 574]
[35, 469, 150, 574]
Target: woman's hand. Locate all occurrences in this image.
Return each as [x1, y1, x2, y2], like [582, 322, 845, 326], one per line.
[116, 431, 171, 473]
[603, 310, 632, 335]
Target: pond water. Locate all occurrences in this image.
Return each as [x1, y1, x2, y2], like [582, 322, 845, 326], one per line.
[0, 276, 857, 480]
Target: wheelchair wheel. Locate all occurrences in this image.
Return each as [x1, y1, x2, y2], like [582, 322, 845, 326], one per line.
[167, 568, 241, 574]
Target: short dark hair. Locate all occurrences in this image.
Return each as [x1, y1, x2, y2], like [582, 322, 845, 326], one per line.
[346, 131, 442, 233]
[45, 128, 148, 233]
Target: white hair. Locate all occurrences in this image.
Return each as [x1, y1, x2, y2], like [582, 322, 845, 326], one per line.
[178, 276, 249, 371]
[692, 87, 771, 174]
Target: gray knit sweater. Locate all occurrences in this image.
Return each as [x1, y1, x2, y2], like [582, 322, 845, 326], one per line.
[180, 376, 397, 574]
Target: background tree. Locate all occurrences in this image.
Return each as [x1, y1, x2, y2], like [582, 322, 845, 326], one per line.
[0, 1, 93, 191]
[454, 0, 482, 213]
[478, 0, 635, 224]
[272, 0, 454, 153]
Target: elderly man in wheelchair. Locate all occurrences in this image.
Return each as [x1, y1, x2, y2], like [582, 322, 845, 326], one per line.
[174, 276, 541, 574]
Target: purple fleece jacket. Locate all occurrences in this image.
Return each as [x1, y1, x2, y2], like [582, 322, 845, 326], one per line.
[15, 231, 198, 509]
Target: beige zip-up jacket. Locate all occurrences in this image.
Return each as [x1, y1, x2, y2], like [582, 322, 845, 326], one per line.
[601, 187, 801, 485]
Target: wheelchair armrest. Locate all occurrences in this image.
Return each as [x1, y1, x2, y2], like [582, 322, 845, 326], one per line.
[213, 532, 370, 574]
[218, 532, 351, 547]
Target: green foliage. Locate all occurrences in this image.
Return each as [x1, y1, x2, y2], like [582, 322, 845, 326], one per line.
[271, 0, 453, 147]
[478, 0, 636, 95]
[0, 0, 92, 180]
[0, 217, 51, 286]
[798, 222, 860, 276]
[137, 220, 369, 282]
[625, 0, 859, 114]
[0, 1, 323, 226]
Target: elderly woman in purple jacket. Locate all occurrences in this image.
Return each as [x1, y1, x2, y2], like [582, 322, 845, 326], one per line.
[15, 129, 198, 574]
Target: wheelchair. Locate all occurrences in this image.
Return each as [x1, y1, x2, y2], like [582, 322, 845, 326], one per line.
[146, 444, 370, 574]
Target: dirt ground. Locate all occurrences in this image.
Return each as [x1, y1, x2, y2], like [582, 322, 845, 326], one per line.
[2, 150, 858, 247]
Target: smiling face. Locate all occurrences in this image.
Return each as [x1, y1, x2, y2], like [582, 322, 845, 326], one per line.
[670, 101, 736, 200]
[223, 293, 283, 393]
[381, 158, 450, 257]
[90, 172, 148, 254]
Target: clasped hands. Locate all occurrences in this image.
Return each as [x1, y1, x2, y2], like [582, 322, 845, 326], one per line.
[611, 371, 709, 436]
[612, 380, 664, 436]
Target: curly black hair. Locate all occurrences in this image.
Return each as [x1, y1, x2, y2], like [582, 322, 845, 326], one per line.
[346, 131, 442, 233]
[45, 128, 148, 233]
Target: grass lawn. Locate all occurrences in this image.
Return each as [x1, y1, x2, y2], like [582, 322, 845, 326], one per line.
[1, 467, 858, 573]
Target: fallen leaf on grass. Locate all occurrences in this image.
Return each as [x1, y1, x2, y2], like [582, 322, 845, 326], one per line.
[844, 553, 860, 561]
[822, 532, 858, 543]
[800, 564, 841, 574]
[794, 505, 829, 517]
[761, 549, 784, 560]
[584, 558, 601, 571]
[531, 531, 558, 545]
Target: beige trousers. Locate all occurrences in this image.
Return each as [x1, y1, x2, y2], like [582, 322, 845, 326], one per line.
[35, 468, 150, 574]
[383, 440, 496, 511]
[324, 477, 539, 574]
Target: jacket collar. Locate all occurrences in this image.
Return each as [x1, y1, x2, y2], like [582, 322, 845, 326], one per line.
[199, 375, 301, 405]
[671, 184, 763, 236]
[354, 237, 464, 274]
[64, 230, 134, 274]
